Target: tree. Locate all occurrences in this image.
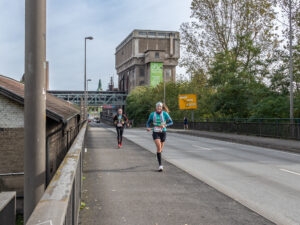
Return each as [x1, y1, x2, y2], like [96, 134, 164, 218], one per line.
[180, 0, 278, 76]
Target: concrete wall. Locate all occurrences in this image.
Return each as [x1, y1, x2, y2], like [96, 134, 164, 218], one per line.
[116, 31, 180, 92]
[115, 39, 133, 68]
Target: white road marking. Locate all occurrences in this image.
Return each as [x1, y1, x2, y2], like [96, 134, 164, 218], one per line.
[280, 168, 300, 176]
[85, 148, 87, 153]
[192, 145, 211, 151]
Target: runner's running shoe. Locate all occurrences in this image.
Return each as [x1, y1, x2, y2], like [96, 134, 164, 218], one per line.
[158, 165, 163, 172]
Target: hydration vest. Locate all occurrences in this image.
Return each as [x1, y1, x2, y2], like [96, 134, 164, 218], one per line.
[153, 112, 165, 126]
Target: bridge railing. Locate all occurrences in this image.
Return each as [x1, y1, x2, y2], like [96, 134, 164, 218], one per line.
[123, 116, 300, 140]
[171, 120, 300, 140]
[26, 122, 87, 225]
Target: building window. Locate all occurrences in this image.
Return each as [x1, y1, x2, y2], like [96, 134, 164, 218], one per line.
[165, 69, 171, 80]
[158, 33, 166, 37]
[148, 32, 156, 36]
[139, 68, 145, 77]
[155, 52, 159, 58]
[139, 31, 147, 36]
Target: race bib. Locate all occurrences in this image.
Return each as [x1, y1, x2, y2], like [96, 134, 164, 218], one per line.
[117, 123, 122, 127]
[154, 126, 162, 132]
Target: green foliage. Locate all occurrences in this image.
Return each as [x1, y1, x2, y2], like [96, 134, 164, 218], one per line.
[251, 95, 290, 118]
[126, 0, 300, 121]
[16, 214, 23, 225]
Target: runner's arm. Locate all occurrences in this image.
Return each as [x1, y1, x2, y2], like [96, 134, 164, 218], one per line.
[123, 115, 129, 126]
[146, 113, 153, 128]
[113, 115, 117, 125]
[165, 112, 173, 127]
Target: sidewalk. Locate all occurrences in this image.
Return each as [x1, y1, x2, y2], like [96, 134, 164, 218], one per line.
[169, 128, 300, 153]
[79, 126, 272, 225]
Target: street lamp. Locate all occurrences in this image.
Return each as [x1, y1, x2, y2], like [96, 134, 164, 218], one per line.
[86, 79, 92, 118]
[84, 36, 93, 120]
[87, 79, 92, 93]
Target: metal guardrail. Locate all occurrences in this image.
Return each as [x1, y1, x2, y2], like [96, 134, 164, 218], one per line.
[26, 122, 87, 225]
[0, 192, 16, 225]
[171, 121, 300, 140]
[124, 116, 300, 140]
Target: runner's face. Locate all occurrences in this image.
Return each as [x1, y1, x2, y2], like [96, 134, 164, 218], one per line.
[118, 109, 122, 115]
[156, 105, 162, 112]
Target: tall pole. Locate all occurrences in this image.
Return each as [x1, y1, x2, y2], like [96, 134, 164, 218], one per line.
[86, 79, 91, 117]
[24, 0, 46, 222]
[163, 73, 166, 104]
[84, 37, 93, 120]
[289, 0, 294, 122]
[84, 39, 87, 120]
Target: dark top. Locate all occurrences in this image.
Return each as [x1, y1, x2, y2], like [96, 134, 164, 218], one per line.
[184, 118, 188, 124]
[113, 114, 128, 128]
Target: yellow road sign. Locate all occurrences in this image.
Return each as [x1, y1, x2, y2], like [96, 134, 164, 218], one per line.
[179, 94, 197, 110]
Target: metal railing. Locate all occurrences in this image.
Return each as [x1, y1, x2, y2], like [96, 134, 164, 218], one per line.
[26, 122, 87, 225]
[0, 192, 16, 225]
[171, 120, 300, 140]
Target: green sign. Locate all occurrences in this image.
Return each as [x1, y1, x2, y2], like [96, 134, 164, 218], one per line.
[150, 62, 163, 87]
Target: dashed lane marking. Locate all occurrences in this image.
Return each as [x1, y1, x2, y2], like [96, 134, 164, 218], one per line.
[280, 168, 300, 176]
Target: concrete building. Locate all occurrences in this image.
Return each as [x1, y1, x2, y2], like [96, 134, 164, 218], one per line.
[0, 75, 81, 212]
[115, 29, 180, 93]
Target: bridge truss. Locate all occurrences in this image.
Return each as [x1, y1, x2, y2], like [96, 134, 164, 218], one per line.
[48, 91, 127, 106]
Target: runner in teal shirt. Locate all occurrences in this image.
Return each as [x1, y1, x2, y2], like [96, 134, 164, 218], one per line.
[146, 102, 173, 172]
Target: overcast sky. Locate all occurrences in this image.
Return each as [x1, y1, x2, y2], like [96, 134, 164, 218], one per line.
[0, 0, 191, 91]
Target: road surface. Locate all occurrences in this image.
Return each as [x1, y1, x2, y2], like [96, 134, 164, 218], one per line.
[106, 127, 300, 225]
[80, 124, 273, 225]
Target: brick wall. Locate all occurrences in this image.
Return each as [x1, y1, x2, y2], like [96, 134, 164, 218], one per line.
[0, 95, 24, 128]
[0, 127, 24, 213]
[0, 128, 24, 173]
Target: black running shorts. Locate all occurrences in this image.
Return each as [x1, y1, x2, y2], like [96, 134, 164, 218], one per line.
[152, 131, 166, 142]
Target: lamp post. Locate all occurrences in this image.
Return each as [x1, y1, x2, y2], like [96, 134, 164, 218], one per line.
[163, 72, 166, 104]
[84, 36, 93, 120]
[288, 0, 294, 123]
[86, 79, 92, 119]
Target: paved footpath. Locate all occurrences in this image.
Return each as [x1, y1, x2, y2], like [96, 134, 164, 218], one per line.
[79, 125, 273, 225]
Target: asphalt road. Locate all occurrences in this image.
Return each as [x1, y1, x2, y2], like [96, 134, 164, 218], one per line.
[79, 124, 273, 225]
[106, 127, 300, 225]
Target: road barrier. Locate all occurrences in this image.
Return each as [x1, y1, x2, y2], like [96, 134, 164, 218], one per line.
[0, 192, 16, 225]
[26, 122, 87, 225]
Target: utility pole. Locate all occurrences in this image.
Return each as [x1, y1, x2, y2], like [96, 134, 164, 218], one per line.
[163, 72, 166, 104]
[289, 0, 294, 122]
[84, 36, 93, 120]
[24, 0, 46, 222]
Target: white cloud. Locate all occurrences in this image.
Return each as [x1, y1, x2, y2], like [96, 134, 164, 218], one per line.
[0, 0, 191, 90]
